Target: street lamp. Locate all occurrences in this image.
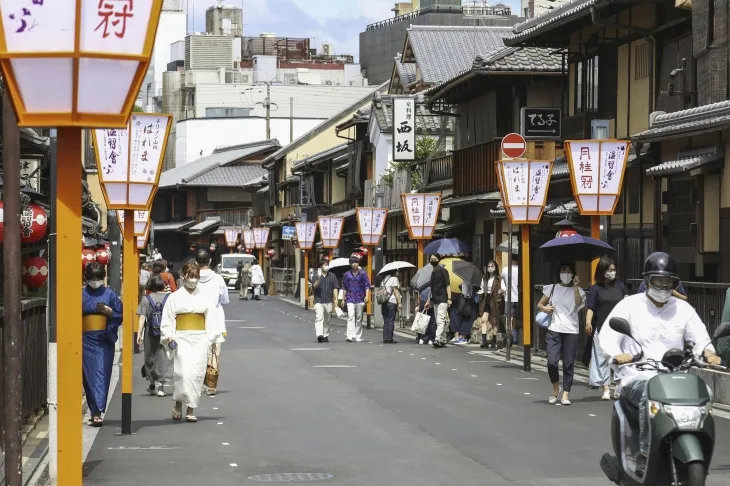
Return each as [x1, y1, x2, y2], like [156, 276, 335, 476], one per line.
[317, 216, 344, 261]
[0, 2, 165, 484]
[356, 207, 388, 320]
[224, 228, 239, 253]
[93, 114, 172, 436]
[295, 222, 317, 307]
[401, 193, 441, 268]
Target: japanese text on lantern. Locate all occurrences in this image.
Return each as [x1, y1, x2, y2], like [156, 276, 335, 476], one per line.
[505, 162, 528, 206]
[6, 0, 44, 34]
[530, 163, 550, 203]
[393, 97, 416, 161]
[318, 217, 343, 248]
[569, 142, 599, 194]
[20, 206, 33, 238]
[95, 0, 135, 39]
[403, 194, 441, 239]
[566, 140, 629, 215]
[599, 141, 627, 193]
[242, 230, 254, 250]
[130, 115, 163, 183]
[98, 128, 129, 181]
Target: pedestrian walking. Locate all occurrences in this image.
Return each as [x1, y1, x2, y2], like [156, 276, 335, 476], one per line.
[379, 269, 402, 344]
[196, 249, 229, 397]
[139, 262, 150, 302]
[160, 262, 221, 423]
[537, 263, 586, 406]
[424, 254, 451, 349]
[250, 261, 265, 300]
[415, 286, 437, 345]
[311, 260, 339, 343]
[149, 259, 177, 293]
[238, 260, 251, 300]
[136, 274, 172, 397]
[477, 260, 505, 349]
[501, 254, 520, 345]
[341, 256, 371, 342]
[586, 257, 628, 400]
[82, 262, 123, 427]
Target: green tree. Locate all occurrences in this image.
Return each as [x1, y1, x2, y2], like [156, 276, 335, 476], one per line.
[132, 104, 144, 112]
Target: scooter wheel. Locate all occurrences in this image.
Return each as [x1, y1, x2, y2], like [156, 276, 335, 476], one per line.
[686, 462, 705, 486]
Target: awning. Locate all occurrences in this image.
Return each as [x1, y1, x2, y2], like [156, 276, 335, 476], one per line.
[646, 152, 724, 176]
[277, 176, 299, 188]
[397, 221, 471, 238]
[188, 218, 221, 235]
[257, 185, 269, 194]
[441, 191, 501, 208]
[212, 225, 239, 236]
[154, 220, 196, 232]
[332, 209, 356, 219]
[491, 199, 577, 218]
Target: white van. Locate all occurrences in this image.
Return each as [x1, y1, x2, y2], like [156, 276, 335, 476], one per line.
[217, 253, 258, 290]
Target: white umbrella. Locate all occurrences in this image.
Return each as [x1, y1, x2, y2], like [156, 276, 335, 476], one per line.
[328, 258, 351, 270]
[378, 261, 416, 275]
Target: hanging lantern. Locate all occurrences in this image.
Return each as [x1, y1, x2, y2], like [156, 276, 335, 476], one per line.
[22, 256, 49, 289]
[95, 248, 111, 265]
[82, 248, 96, 270]
[266, 248, 275, 259]
[20, 204, 48, 244]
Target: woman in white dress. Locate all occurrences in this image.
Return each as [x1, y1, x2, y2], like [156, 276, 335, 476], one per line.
[160, 262, 221, 422]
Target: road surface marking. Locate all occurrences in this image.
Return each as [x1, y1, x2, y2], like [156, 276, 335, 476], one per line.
[435, 363, 441, 365]
[452, 369, 457, 371]
[222, 442, 229, 445]
[291, 348, 330, 351]
[410, 353, 414, 356]
[470, 360, 492, 363]
[239, 326, 266, 329]
[497, 383, 503, 386]
[217, 422, 224, 425]
[588, 414, 597, 417]
[516, 377, 540, 380]
[212, 407, 218, 410]
[311, 365, 358, 368]
[422, 358, 426, 360]
[230, 463, 238, 467]
[107, 446, 179, 450]
[471, 375, 477, 378]
[524, 393, 531, 395]
[398, 350, 403, 353]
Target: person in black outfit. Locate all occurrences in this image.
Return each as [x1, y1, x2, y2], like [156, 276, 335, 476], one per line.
[424, 254, 452, 349]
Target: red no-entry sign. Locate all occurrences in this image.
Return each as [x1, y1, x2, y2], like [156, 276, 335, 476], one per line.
[502, 133, 527, 159]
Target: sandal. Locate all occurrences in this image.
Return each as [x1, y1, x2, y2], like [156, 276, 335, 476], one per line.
[92, 416, 103, 427]
[185, 415, 198, 423]
[172, 409, 182, 421]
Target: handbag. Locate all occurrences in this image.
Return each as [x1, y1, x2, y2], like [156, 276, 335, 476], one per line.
[204, 345, 219, 389]
[411, 311, 431, 334]
[535, 284, 557, 329]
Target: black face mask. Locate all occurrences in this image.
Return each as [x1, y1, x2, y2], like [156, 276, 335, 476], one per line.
[430, 260, 438, 267]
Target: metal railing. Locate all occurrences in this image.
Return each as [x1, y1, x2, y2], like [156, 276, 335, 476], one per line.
[365, 5, 511, 30]
[270, 267, 297, 297]
[0, 298, 48, 442]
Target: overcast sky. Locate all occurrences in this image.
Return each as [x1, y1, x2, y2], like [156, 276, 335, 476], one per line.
[188, 0, 522, 61]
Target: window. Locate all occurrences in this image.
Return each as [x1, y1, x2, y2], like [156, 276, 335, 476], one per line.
[634, 43, 650, 80]
[575, 56, 599, 113]
[667, 178, 697, 248]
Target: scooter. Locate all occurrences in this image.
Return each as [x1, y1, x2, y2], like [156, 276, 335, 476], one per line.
[600, 318, 730, 486]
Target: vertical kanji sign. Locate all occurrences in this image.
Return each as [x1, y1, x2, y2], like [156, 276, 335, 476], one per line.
[242, 229, 254, 251]
[393, 96, 416, 161]
[401, 193, 441, 239]
[295, 222, 317, 250]
[495, 160, 553, 224]
[318, 217, 344, 248]
[565, 140, 630, 215]
[356, 208, 388, 245]
[224, 229, 239, 248]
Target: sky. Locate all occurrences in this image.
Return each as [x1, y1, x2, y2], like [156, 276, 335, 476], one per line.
[188, 0, 523, 61]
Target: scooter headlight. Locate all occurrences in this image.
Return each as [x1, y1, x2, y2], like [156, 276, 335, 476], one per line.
[663, 405, 708, 430]
[648, 400, 662, 418]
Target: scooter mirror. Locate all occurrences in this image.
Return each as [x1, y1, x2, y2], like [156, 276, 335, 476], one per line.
[609, 317, 633, 337]
[713, 322, 730, 341]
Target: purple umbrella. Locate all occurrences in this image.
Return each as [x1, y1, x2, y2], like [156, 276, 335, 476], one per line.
[423, 238, 471, 256]
[539, 234, 614, 263]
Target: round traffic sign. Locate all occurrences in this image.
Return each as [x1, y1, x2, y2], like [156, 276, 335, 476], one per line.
[502, 133, 527, 159]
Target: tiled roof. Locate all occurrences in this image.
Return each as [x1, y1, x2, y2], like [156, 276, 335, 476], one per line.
[441, 191, 501, 208]
[646, 153, 723, 176]
[406, 25, 512, 85]
[474, 47, 563, 73]
[491, 199, 577, 218]
[159, 139, 280, 188]
[292, 143, 351, 171]
[632, 101, 730, 142]
[395, 59, 417, 88]
[372, 96, 455, 135]
[505, 0, 599, 46]
[242, 174, 267, 189]
[180, 165, 267, 187]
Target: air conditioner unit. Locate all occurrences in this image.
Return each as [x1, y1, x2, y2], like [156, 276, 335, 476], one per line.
[241, 75, 249, 83]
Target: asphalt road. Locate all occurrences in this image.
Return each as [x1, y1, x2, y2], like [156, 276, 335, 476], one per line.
[84, 296, 730, 485]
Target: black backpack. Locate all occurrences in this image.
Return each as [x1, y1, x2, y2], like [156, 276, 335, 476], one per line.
[145, 294, 170, 337]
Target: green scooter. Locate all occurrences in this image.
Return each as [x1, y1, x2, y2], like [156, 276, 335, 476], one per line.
[600, 318, 730, 486]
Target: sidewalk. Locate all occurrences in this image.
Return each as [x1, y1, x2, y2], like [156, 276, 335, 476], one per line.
[0, 411, 49, 486]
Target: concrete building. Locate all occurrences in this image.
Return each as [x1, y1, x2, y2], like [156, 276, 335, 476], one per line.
[359, 1, 518, 84]
[520, 0, 572, 19]
[206, 2, 243, 36]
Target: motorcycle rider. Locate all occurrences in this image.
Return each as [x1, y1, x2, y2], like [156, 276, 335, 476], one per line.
[599, 252, 722, 476]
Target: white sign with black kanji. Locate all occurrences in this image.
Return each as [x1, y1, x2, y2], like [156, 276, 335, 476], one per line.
[393, 97, 416, 161]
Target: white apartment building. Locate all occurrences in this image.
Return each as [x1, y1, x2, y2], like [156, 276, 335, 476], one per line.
[520, 0, 571, 19]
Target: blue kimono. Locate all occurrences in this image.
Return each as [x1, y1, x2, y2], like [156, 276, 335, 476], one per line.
[82, 285, 123, 415]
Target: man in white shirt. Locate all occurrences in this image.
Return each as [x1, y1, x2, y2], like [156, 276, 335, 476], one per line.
[599, 252, 720, 474]
[501, 254, 520, 344]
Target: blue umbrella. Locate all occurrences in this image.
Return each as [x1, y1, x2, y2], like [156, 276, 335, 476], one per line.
[539, 234, 614, 263]
[423, 238, 471, 256]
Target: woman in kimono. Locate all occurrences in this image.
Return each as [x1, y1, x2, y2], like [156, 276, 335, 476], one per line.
[82, 262, 123, 427]
[250, 261, 265, 300]
[160, 261, 221, 423]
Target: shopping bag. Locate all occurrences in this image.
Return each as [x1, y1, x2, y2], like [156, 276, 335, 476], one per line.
[203, 345, 219, 389]
[411, 311, 430, 334]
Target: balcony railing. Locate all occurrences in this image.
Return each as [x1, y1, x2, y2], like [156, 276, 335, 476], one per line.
[421, 153, 452, 190]
[276, 204, 302, 222]
[452, 140, 500, 197]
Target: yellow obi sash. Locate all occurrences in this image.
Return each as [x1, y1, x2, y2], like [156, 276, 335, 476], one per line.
[176, 313, 205, 331]
[82, 315, 107, 332]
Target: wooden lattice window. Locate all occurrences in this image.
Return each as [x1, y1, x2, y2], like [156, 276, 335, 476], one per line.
[634, 43, 650, 80]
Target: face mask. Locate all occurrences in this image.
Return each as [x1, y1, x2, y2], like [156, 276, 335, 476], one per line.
[87, 280, 103, 289]
[605, 271, 616, 281]
[431, 260, 439, 267]
[184, 278, 199, 290]
[322, 265, 329, 273]
[560, 273, 573, 285]
[647, 286, 672, 304]
[487, 266, 496, 274]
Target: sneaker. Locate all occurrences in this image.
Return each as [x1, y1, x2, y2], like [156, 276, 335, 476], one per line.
[354, 338, 364, 342]
[614, 387, 622, 400]
[449, 336, 459, 343]
[432, 341, 440, 349]
[561, 398, 571, 406]
[602, 390, 611, 400]
[317, 335, 324, 343]
[157, 388, 166, 398]
[419, 339, 425, 345]
[455, 337, 467, 345]
[549, 394, 558, 404]
[346, 338, 352, 343]
[147, 384, 156, 396]
[323, 337, 329, 343]
[428, 340, 433, 346]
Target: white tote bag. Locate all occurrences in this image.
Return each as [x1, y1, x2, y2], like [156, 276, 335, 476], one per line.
[410, 311, 431, 334]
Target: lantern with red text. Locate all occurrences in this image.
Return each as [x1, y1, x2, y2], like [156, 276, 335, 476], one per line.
[81, 248, 96, 270]
[23, 256, 48, 289]
[95, 248, 111, 265]
[20, 204, 48, 244]
[495, 159, 554, 224]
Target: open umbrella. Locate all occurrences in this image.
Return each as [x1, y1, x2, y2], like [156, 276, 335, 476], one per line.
[539, 234, 614, 263]
[378, 261, 416, 275]
[328, 257, 351, 270]
[452, 260, 484, 288]
[424, 238, 471, 256]
[410, 264, 433, 291]
[410, 257, 465, 293]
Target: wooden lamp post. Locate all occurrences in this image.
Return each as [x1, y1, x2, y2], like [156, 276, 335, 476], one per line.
[295, 222, 317, 308]
[400, 193, 442, 268]
[565, 140, 630, 280]
[93, 114, 172, 435]
[224, 229, 239, 253]
[0, 1, 166, 482]
[356, 208, 388, 318]
[495, 158, 553, 371]
[318, 216, 344, 262]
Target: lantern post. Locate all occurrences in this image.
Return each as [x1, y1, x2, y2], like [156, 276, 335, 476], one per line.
[295, 222, 317, 307]
[356, 208, 388, 318]
[565, 140, 630, 281]
[400, 193, 442, 268]
[495, 158, 553, 372]
[93, 114, 172, 435]
[318, 217, 344, 262]
[0, 0, 165, 481]
[253, 227, 270, 278]
[224, 229, 239, 254]
[242, 228, 255, 255]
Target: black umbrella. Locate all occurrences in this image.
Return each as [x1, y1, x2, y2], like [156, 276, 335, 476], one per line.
[539, 234, 614, 263]
[410, 265, 433, 292]
[451, 260, 484, 288]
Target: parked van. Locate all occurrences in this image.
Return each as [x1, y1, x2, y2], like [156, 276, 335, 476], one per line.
[217, 253, 257, 290]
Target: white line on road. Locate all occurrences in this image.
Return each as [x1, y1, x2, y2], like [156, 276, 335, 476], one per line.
[291, 348, 330, 351]
[588, 414, 597, 417]
[516, 377, 540, 380]
[524, 393, 531, 395]
[435, 363, 441, 365]
[230, 463, 238, 467]
[222, 442, 229, 445]
[217, 422, 224, 425]
[107, 446, 179, 450]
[497, 383, 503, 386]
[421, 358, 426, 360]
[452, 369, 457, 371]
[311, 365, 359, 368]
[469, 360, 492, 363]
[239, 326, 266, 329]
[212, 407, 218, 410]
[226, 320, 247, 322]
[471, 375, 477, 378]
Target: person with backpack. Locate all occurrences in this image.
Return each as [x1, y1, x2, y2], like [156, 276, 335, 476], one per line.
[136, 275, 172, 397]
[377, 269, 402, 344]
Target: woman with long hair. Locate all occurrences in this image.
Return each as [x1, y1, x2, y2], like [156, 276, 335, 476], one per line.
[475, 260, 505, 348]
[137, 274, 172, 397]
[537, 262, 586, 406]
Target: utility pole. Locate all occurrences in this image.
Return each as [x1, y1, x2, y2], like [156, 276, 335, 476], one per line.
[289, 97, 294, 143]
[265, 83, 271, 139]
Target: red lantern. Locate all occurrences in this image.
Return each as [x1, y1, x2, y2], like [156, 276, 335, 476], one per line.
[556, 228, 578, 238]
[82, 248, 97, 270]
[266, 249, 275, 259]
[22, 256, 48, 289]
[95, 248, 110, 265]
[20, 204, 48, 244]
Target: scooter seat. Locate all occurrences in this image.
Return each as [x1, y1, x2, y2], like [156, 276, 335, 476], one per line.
[619, 393, 641, 429]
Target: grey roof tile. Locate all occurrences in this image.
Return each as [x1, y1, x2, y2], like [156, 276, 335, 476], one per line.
[646, 153, 723, 176]
[181, 165, 267, 187]
[633, 101, 730, 141]
[292, 143, 351, 171]
[372, 95, 455, 134]
[406, 25, 512, 84]
[395, 59, 417, 87]
[505, 0, 599, 45]
[474, 46, 563, 72]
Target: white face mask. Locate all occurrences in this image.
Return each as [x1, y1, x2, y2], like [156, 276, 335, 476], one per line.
[87, 280, 103, 289]
[560, 273, 573, 285]
[647, 286, 672, 304]
[487, 266, 496, 274]
[322, 265, 329, 273]
[605, 271, 616, 281]
[184, 278, 199, 290]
